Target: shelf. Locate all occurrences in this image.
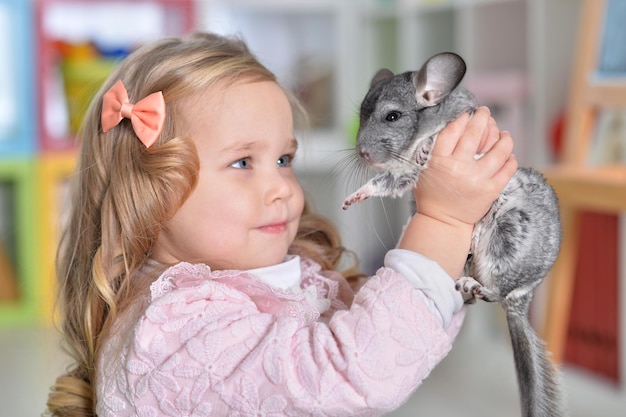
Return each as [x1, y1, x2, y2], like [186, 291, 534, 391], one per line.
[0, 0, 196, 327]
[219, 0, 336, 13]
[0, 159, 37, 327]
[542, 165, 626, 214]
[36, 153, 76, 325]
[0, 0, 35, 157]
[35, 0, 195, 151]
[587, 78, 626, 107]
[203, 5, 338, 130]
[395, 0, 519, 13]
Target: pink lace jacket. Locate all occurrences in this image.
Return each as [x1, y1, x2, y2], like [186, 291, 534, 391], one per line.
[96, 250, 465, 417]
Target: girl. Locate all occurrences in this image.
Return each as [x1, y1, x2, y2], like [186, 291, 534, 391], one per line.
[46, 32, 516, 416]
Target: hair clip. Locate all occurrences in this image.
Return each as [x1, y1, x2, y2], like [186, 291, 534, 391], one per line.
[101, 80, 165, 148]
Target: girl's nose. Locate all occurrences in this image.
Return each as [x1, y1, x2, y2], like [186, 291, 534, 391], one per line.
[264, 170, 294, 205]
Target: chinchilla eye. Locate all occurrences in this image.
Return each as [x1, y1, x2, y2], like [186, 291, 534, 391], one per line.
[385, 111, 401, 122]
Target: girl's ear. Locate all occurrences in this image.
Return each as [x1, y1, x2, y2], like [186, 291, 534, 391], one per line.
[370, 68, 395, 87]
[412, 52, 466, 107]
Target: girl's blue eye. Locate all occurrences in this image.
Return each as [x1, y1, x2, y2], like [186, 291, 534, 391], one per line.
[277, 154, 293, 167]
[230, 158, 251, 169]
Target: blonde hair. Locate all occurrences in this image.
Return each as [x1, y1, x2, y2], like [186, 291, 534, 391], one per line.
[46, 32, 360, 417]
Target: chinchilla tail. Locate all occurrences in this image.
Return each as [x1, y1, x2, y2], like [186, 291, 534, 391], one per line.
[504, 293, 565, 417]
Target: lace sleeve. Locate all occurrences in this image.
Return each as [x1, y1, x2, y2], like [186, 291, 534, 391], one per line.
[97, 262, 463, 417]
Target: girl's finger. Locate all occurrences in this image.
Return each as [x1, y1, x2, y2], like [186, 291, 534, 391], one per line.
[478, 130, 515, 177]
[452, 106, 491, 158]
[433, 112, 470, 156]
[477, 117, 499, 154]
[491, 154, 518, 191]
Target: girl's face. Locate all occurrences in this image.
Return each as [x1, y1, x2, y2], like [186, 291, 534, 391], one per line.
[152, 80, 305, 270]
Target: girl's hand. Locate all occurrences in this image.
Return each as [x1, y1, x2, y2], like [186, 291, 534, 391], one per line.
[414, 107, 517, 228]
[397, 107, 517, 278]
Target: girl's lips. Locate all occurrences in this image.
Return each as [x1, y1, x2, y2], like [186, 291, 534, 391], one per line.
[257, 222, 287, 234]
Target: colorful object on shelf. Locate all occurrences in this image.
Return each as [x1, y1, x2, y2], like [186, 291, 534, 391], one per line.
[0, 222, 18, 302]
[0, 159, 37, 327]
[57, 41, 121, 135]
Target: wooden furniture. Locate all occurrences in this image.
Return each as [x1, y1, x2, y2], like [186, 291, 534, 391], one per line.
[0, 239, 18, 301]
[541, 0, 626, 363]
[36, 154, 76, 323]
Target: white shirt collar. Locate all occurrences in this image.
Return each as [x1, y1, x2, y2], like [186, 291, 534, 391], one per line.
[246, 255, 301, 289]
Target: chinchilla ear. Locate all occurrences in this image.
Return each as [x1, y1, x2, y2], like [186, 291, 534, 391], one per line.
[412, 52, 466, 107]
[370, 68, 394, 87]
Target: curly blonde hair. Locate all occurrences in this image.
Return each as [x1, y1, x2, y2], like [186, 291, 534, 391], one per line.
[46, 32, 361, 417]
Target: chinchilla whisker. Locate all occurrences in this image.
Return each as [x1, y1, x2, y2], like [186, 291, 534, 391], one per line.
[377, 197, 395, 245]
[337, 154, 375, 195]
[365, 207, 389, 252]
[315, 149, 357, 187]
[330, 150, 359, 176]
[387, 149, 415, 165]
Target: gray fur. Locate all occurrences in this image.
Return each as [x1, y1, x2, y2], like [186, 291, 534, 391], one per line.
[343, 52, 564, 417]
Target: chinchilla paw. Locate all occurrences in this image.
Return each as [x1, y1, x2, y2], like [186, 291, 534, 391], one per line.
[416, 146, 431, 167]
[343, 183, 379, 210]
[456, 276, 483, 304]
[342, 192, 369, 210]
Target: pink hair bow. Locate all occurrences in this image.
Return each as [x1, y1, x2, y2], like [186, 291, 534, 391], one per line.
[101, 80, 166, 148]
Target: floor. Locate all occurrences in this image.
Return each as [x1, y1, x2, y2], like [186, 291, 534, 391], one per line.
[1, 302, 625, 416]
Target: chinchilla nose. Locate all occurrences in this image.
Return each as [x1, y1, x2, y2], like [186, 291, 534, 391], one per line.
[357, 146, 371, 162]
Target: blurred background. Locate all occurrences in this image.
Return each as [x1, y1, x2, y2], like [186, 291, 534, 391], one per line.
[1, 0, 626, 415]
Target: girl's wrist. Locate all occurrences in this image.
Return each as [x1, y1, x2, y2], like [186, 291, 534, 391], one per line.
[397, 212, 474, 279]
